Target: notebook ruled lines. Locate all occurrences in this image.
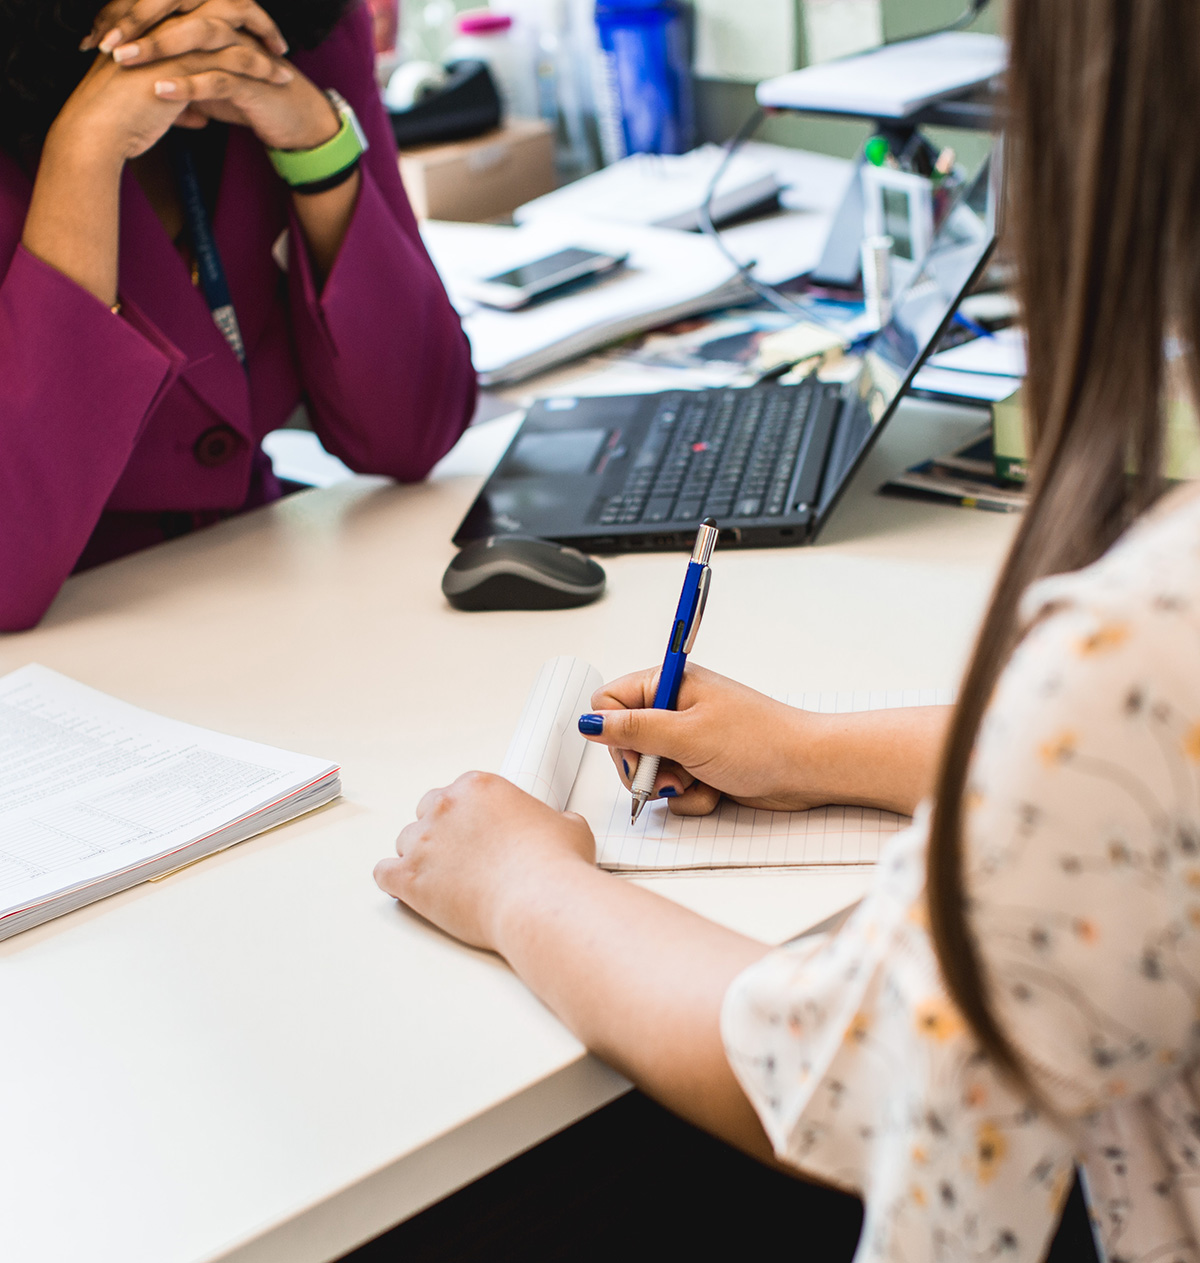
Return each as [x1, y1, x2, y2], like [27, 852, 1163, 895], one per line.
[499, 657, 604, 812]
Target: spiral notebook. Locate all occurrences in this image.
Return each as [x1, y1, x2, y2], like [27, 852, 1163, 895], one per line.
[500, 657, 952, 873]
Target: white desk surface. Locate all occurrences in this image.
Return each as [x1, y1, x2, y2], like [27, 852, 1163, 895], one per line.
[0, 397, 1015, 1263]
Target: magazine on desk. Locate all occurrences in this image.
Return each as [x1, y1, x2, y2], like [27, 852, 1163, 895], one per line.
[0, 665, 340, 940]
[501, 657, 952, 874]
[880, 427, 1028, 514]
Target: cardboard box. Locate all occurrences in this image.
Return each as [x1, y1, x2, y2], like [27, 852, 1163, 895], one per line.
[399, 118, 556, 222]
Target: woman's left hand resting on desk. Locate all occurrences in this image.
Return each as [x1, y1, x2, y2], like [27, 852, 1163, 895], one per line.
[374, 667, 948, 1164]
[373, 771, 778, 1162]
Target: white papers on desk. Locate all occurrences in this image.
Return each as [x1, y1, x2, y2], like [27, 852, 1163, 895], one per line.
[714, 150, 854, 286]
[514, 145, 782, 231]
[928, 327, 1027, 378]
[0, 665, 340, 940]
[915, 328, 1026, 403]
[423, 217, 752, 385]
[262, 428, 357, 487]
[756, 32, 1006, 119]
[910, 366, 1021, 403]
[429, 410, 525, 480]
[514, 145, 854, 289]
[502, 657, 953, 873]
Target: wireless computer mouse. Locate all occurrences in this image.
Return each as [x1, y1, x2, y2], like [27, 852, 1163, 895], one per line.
[442, 536, 607, 611]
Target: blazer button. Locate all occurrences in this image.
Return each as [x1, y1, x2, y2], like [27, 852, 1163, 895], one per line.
[193, 425, 240, 468]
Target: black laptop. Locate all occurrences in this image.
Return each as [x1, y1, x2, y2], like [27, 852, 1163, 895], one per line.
[454, 158, 998, 553]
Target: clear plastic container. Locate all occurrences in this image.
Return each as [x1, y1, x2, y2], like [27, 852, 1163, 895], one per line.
[445, 10, 541, 119]
[493, 0, 599, 175]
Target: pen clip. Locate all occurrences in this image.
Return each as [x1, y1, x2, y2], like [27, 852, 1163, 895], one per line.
[682, 567, 711, 655]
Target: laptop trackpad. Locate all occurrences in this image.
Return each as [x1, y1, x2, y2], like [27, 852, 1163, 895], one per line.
[504, 429, 609, 476]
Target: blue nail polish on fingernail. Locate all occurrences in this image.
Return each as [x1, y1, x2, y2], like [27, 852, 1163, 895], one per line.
[578, 713, 604, 735]
[622, 758, 630, 776]
[658, 786, 678, 798]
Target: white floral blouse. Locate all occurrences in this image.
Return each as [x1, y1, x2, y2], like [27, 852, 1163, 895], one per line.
[722, 487, 1200, 1262]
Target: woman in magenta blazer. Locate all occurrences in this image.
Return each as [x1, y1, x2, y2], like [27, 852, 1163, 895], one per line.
[0, 0, 476, 631]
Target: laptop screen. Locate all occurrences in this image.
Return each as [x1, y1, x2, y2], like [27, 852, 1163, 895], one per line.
[812, 156, 999, 530]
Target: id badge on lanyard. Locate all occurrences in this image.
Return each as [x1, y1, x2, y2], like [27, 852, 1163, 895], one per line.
[172, 135, 246, 366]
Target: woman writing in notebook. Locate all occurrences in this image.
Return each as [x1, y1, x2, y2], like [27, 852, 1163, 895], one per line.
[376, 1, 1200, 1257]
[0, 0, 474, 632]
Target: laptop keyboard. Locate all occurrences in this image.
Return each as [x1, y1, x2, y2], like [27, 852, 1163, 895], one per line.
[596, 385, 817, 527]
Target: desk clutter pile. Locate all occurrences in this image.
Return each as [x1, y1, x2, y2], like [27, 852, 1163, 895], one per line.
[415, 138, 1031, 523]
[420, 143, 856, 386]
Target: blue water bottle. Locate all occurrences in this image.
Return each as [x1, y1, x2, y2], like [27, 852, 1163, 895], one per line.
[594, 0, 696, 158]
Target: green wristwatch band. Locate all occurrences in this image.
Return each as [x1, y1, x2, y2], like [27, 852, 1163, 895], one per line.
[267, 90, 369, 190]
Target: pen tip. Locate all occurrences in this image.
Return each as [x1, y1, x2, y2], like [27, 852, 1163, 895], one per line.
[630, 799, 643, 824]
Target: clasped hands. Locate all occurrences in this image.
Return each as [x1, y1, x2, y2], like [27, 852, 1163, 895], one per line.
[58, 0, 340, 164]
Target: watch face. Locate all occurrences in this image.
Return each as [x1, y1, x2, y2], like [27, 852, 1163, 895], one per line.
[326, 90, 369, 153]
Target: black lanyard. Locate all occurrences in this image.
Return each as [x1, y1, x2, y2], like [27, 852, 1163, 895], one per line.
[172, 134, 246, 365]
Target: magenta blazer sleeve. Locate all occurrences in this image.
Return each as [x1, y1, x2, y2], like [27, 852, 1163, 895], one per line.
[0, 3, 475, 633]
[0, 198, 185, 631]
[287, 6, 477, 481]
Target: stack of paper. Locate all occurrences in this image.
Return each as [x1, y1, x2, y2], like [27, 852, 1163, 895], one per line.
[0, 665, 341, 940]
[513, 145, 782, 232]
[423, 216, 753, 385]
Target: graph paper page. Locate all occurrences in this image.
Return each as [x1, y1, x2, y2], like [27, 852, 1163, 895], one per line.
[501, 659, 952, 872]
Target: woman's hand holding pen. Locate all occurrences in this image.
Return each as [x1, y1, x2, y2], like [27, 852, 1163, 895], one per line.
[580, 664, 835, 814]
[581, 664, 953, 819]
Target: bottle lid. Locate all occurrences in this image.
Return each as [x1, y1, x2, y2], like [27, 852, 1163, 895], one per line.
[456, 9, 513, 34]
[865, 135, 890, 167]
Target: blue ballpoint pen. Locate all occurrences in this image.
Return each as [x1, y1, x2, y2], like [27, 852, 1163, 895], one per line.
[629, 518, 720, 823]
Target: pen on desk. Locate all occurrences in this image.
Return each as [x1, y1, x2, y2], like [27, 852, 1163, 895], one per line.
[952, 311, 994, 341]
[628, 517, 719, 823]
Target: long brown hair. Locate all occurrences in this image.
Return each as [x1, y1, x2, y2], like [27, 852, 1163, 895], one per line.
[928, 0, 1200, 1085]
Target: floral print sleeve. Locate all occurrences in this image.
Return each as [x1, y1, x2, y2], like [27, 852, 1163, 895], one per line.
[722, 491, 1200, 1263]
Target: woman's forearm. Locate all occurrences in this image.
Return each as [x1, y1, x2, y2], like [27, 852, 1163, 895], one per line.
[791, 704, 951, 816]
[22, 126, 123, 306]
[493, 856, 777, 1161]
[291, 169, 360, 286]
